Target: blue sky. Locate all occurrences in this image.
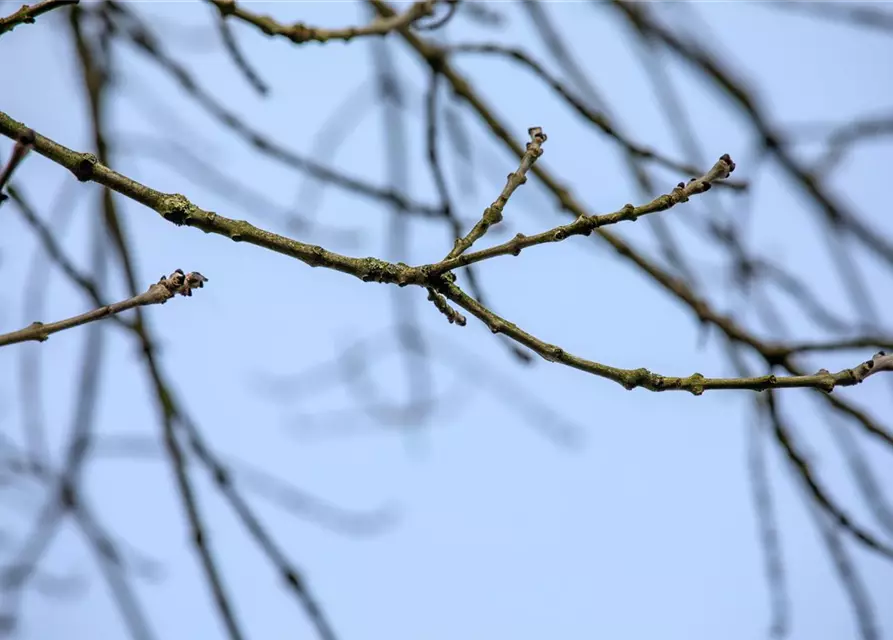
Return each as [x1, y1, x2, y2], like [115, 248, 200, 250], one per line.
[1, 2, 892, 639]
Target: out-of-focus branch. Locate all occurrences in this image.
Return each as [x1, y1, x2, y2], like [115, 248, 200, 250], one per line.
[103, 2, 445, 221]
[814, 114, 893, 177]
[447, 42, 747, 191]
[773, 1, 893, 36]
[747, 412, 789, 638]
[209, 0, 436, 44]
[764, 389, 893, 559]
[0, 269, 208, 348]
[211, 5, 268, 96]
[612, 0, 893, 273]
[0, 129, 35, 201]
[780, 337, 893, 356]
[0, 0, 77, 37]
[5, 184, 135, 332]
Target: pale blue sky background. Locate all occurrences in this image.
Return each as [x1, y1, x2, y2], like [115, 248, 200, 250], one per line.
[1, 2, 892, 640]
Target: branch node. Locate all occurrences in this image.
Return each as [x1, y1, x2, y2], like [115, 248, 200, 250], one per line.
[73, 153, 97, 182]
[575, 214, 594, 235]
[360, 257, 389, 283]
[395, 262, 413, 287]
[159, 193, 193, 226]
[510, 233, 525, 255]
[26, 321, 48, 342]
[482, 205, 502, 226]
[687, 372, 706, 396]
[216, 0, 236, 16]
[540, 344, 565, 363]
[815, 368, 836, 393]
[619, 204, 638, 221]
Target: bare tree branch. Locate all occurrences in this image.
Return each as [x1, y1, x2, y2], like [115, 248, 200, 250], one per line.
[210, 0, 437, 44]
[0, 0, 77, 37]
[0, 269, 208, 348]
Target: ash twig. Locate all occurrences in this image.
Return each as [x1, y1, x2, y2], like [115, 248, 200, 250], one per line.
[0, 270, 208, 348]
[0, 0, 77, 37]
[427, 154, 736, 277]
[445, 126, 547, 260]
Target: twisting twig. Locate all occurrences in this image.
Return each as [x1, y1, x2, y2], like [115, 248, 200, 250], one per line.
[0, 129, 35, 203]
[0, 0, 77, 37]
[0, 269, 208, 347]
[445, 126, 547, 260]
[209, 0, 436, 45]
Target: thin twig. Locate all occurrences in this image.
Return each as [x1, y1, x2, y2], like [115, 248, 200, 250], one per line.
[0, 0, 77, 37]
[439, 275, 893, 394]
[0, 269, 208, 347]
[445, 126, 547, 260]
[209, 0, 436, 45]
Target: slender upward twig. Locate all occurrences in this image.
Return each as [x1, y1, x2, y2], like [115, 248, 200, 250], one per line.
[445, 126, 547, 260]
[0, 269, 208, 347]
